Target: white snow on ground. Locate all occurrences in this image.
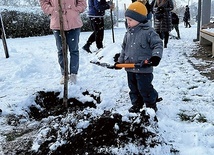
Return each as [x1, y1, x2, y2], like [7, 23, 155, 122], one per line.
[0, 22, 214, 154]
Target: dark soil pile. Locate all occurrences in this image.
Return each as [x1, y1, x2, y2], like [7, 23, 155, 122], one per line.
[29, 91, 161, 155]
[2, 91, 175, 155]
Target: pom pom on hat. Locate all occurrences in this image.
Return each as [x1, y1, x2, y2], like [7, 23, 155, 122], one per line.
[125, 2, 148, 23]
[137, 0, 147, 5]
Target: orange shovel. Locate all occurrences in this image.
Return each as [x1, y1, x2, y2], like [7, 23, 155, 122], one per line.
[115, 63, 135, 68]
[90, 61, 136, 69]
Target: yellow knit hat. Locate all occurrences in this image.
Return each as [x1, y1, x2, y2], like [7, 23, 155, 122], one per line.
[125, 2, 148, 22]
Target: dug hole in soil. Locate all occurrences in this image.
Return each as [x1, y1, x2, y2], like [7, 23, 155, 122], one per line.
[1, 90, 177, 155]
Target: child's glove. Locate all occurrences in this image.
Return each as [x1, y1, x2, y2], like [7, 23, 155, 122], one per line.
[135, 56, 161, 68]
[114, 53, 120, 62]
[140, 59, 152, 67]
[149, 56, 161, 66]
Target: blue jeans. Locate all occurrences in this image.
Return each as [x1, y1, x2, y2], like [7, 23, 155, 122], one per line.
[127, 72, 158, 108]
[53, 28, 80, 75]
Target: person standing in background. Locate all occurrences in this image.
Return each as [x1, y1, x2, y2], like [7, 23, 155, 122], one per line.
[171, 11, 180, 39]
[39, 0, 87, 85]
[82, 0, 115, 53]
[135, 0, 152, 20]
[151, 0, 174, 48]
[183, 5, 191, 28]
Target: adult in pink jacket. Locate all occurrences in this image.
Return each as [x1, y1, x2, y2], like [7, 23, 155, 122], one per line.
[39, 0, 87, 84]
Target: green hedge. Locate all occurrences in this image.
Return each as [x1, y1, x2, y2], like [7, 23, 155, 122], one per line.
[1, 9, 113, 38]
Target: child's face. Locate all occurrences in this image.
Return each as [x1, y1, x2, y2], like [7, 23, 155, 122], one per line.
[126, 17, 139, 28]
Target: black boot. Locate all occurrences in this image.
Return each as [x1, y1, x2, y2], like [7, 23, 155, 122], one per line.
[146, 104, 158, 112]
[82, 44, 92, 53]
[129, 104, 143, 113]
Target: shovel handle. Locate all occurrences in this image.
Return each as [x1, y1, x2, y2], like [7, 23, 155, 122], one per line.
[115, 63, 135, 68]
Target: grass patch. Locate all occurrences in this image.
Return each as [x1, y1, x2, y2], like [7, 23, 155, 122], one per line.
[178, 110, 207, 123]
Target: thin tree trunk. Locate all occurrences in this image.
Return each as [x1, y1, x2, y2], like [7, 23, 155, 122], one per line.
[58, 0, 68, 107]
[110, 0, 115, 43]
[0, 13, 9, 58]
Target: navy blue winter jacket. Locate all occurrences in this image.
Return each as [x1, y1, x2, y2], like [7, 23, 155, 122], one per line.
[88, 0, 110, 17]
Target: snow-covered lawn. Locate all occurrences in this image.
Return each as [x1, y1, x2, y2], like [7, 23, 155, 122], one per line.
[0, 22, 213, 154]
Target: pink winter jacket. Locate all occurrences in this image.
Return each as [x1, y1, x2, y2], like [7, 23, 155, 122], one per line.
[39, 0, 87, 31]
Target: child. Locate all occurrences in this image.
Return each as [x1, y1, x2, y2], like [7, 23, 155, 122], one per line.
[116, 1, 163, 112]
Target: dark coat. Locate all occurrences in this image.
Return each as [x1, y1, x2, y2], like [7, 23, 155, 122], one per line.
[171, 12, 179, 25]
[118, 22, 163, 73]
[151, 0, 174, 32]
[183, 6, 190, 22]
[88, 0, 110, 17]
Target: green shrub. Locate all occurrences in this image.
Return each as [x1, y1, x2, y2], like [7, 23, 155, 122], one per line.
[1, 9, 113, 38]
[1, 10, 52, 38]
